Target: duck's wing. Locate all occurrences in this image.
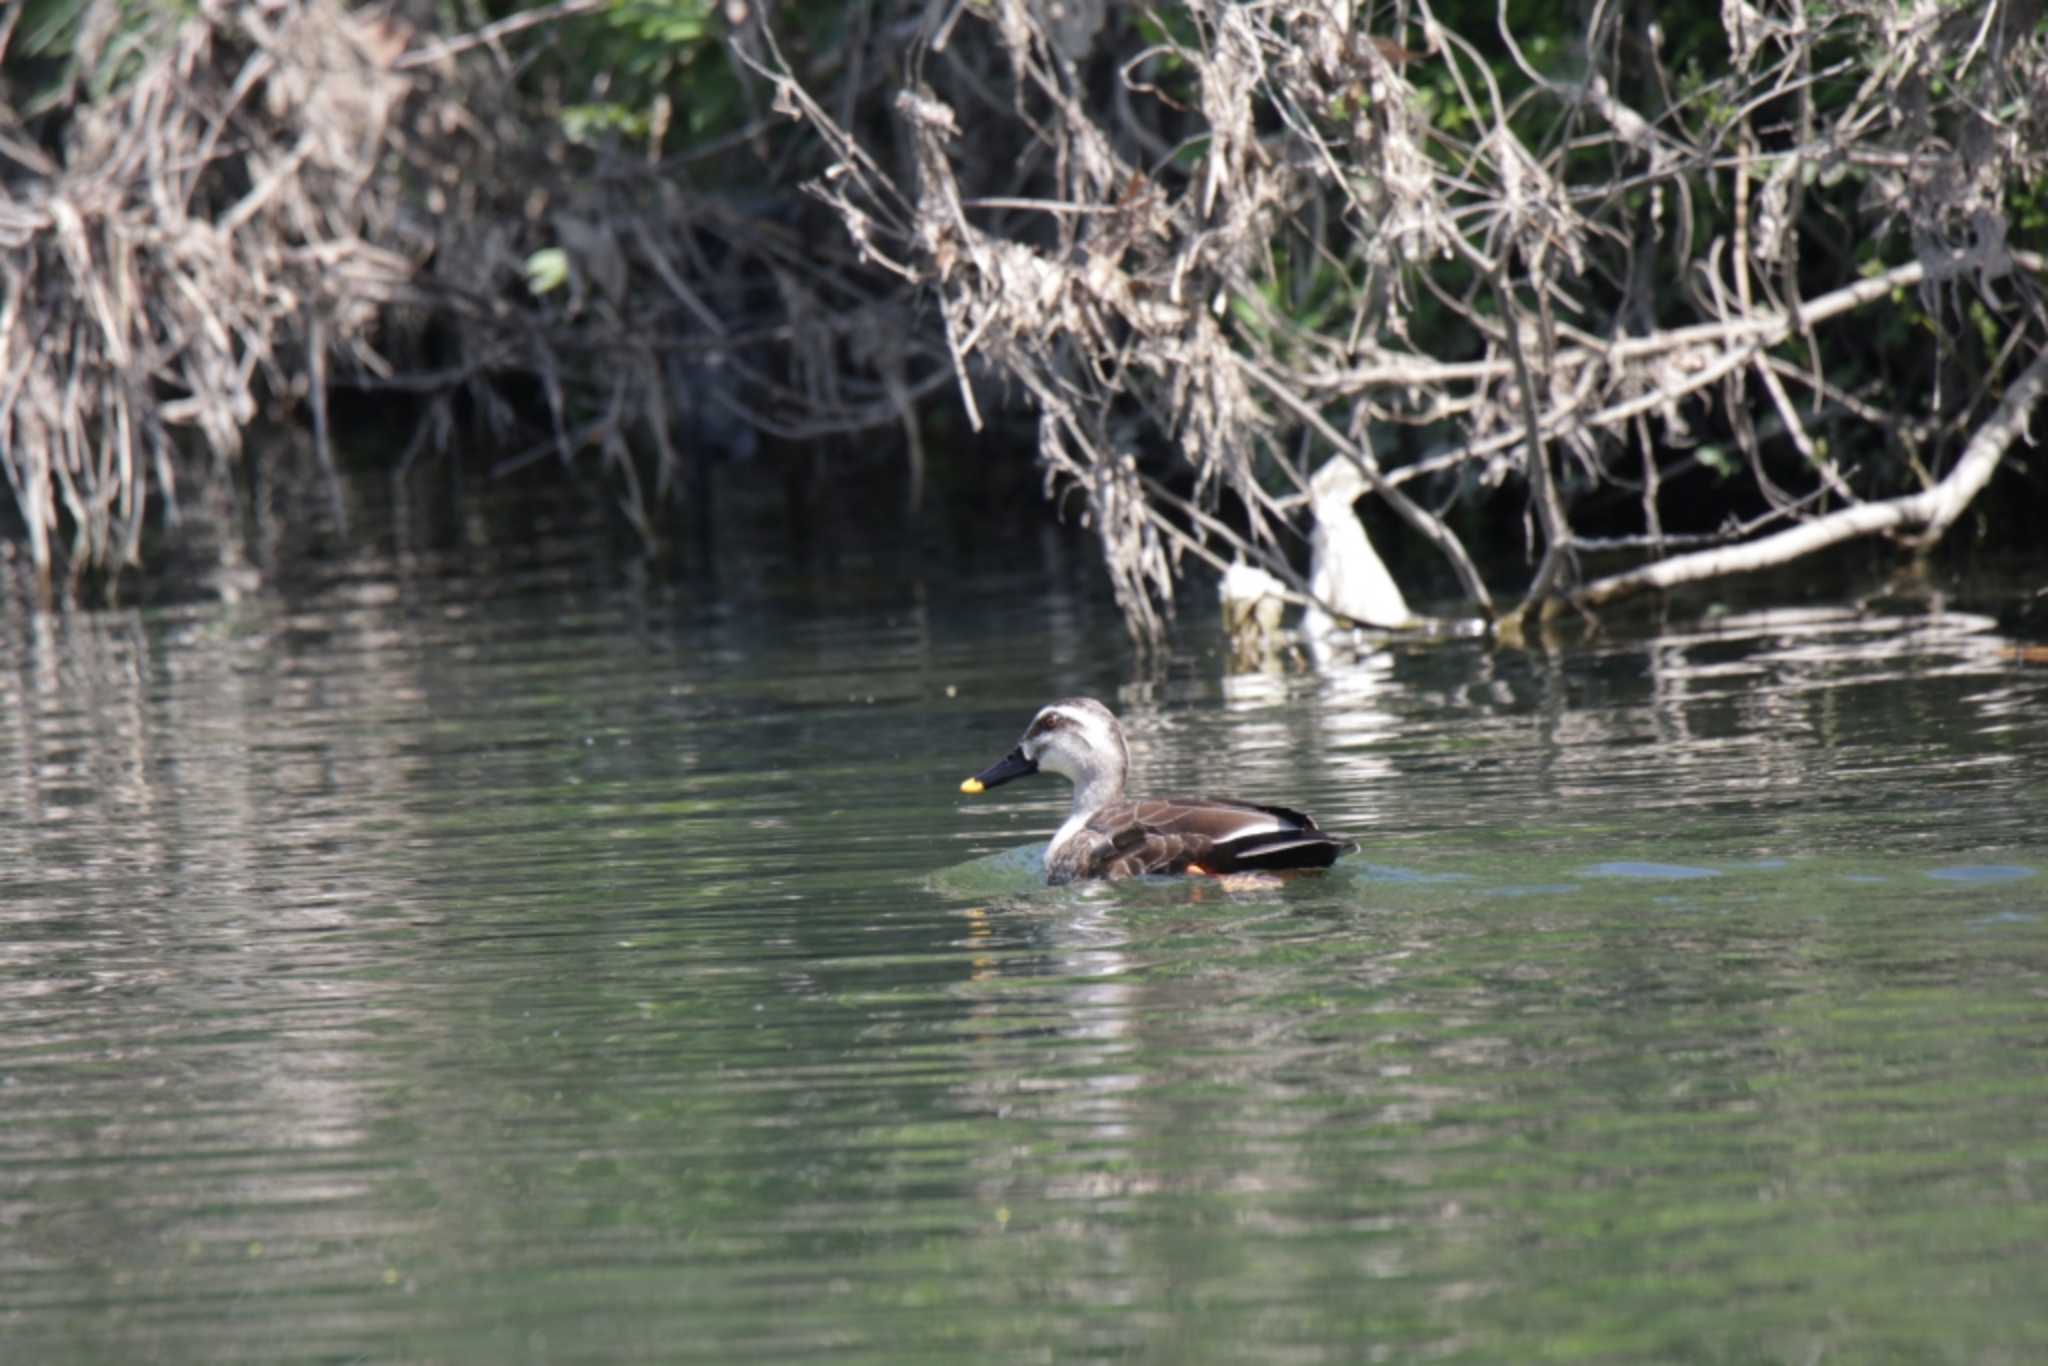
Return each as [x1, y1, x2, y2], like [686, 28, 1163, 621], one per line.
[1068, 797, 1352, 881]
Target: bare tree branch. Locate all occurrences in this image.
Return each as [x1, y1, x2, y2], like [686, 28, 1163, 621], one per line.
[1576, 346, 2048, 608]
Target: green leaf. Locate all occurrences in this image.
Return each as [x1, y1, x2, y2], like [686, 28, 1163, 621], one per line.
[525, 248, 571, 297]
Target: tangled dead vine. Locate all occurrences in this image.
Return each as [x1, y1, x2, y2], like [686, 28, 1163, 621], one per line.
[6, 0, 2044, 635]
[0, 0, 940, 595]
[0, 2, 415, 585]
[753, 0, 2048, 641]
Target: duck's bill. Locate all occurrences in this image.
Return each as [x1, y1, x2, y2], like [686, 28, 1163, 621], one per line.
[960, 747, 1037, 794]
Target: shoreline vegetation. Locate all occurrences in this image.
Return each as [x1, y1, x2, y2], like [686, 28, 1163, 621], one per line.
[4, 1, 2044, 642]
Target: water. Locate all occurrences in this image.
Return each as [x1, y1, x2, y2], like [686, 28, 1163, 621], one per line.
[2, 546, 2045, 1363]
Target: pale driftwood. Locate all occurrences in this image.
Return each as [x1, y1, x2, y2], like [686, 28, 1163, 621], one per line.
[1239, 358, 1497, 620]
[1575, 347, 2048, 609]
[1303, 457, 1415, 636]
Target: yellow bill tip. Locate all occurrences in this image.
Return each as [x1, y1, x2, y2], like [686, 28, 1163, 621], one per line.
[959, 777, 985, 794]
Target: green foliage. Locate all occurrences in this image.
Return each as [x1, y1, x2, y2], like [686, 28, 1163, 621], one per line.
[2010, 162, 2048, 240]
[539, 0, 898, 173]
[1696, 445, 1737, 480]
[544, 0, 742, 154]
[1133, 7, 1199, 51]
[6, 0, 190, 116]
[10, 0, 94, 70]
[525, 247, 571, 296]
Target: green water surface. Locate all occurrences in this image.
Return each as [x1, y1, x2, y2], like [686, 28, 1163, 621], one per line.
[1, 560, 2043, 1363]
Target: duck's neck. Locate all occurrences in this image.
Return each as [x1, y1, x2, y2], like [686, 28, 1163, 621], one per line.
[1067, 762, 1125, 821]
[1048, 764, 1123, 878]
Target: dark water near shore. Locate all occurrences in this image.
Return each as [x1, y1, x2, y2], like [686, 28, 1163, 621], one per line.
[2, 540, 2045, 1363]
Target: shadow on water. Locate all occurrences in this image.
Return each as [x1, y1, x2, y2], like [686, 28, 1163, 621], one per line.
[2, 523, 2046, 1362]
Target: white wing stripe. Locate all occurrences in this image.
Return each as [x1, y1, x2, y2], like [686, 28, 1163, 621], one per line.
[1214, 821, 1291, 845]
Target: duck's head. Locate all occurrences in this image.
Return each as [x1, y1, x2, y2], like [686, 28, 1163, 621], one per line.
[961, 697, 1129, 798]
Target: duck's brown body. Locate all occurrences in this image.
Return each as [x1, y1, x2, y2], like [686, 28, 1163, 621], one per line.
[961, 698, 1353, 885]
[1046, 795, 1346, 885]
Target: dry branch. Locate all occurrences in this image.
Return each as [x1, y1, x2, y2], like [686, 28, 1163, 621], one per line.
[759, 0, 2048, 644]
[7, 0, 2043, 629]
[1, 2, 414, 584]
[3, 0, 948, 590]
[1575, 347, 2048, 608]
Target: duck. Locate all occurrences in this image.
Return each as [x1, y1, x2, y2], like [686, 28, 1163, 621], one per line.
[960, 697, 1354, 885]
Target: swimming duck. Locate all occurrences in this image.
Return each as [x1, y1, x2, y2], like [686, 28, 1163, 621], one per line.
[960, 697, 1354, 884]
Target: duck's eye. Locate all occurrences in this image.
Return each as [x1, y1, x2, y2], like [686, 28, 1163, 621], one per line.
[1028, 713, 1063, 738]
